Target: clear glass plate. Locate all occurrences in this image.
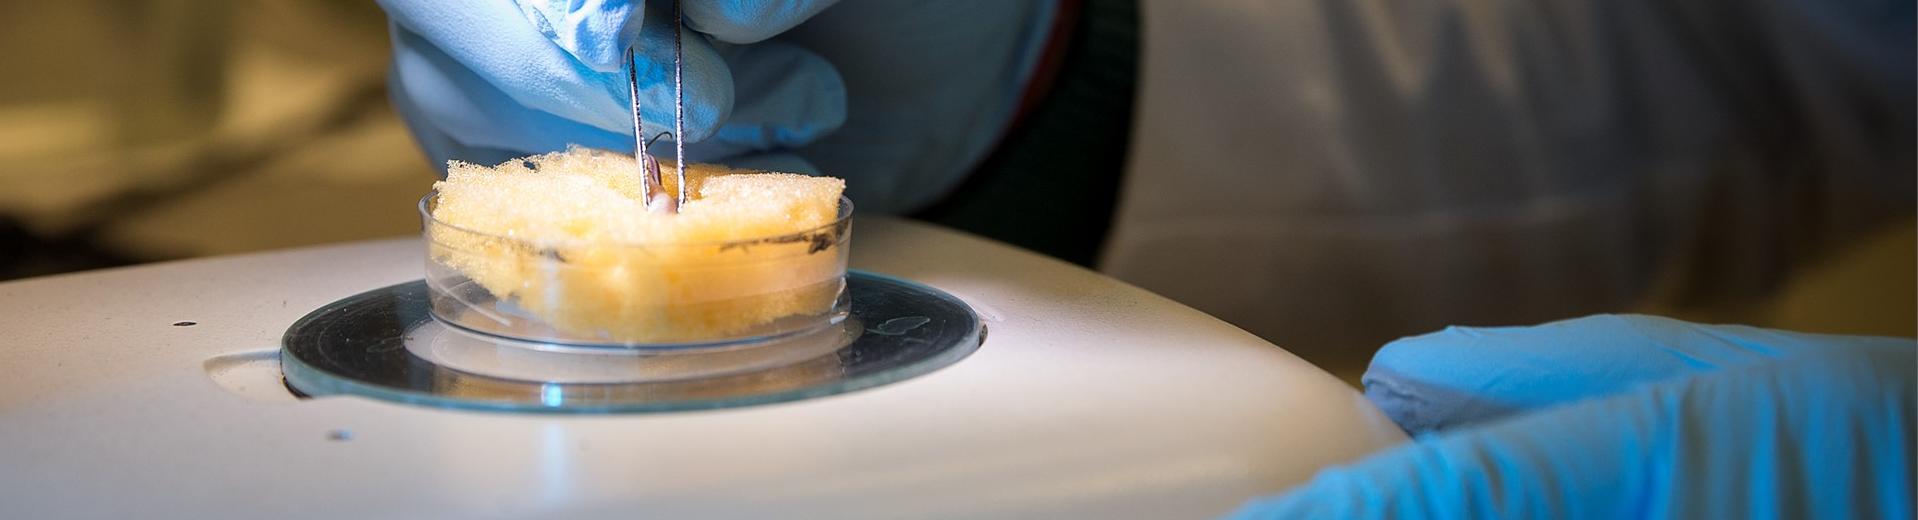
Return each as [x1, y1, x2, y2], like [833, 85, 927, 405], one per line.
[280, 271, 983, 414]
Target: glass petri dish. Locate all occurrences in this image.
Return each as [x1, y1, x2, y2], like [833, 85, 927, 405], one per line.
[420, 191, 853, 351]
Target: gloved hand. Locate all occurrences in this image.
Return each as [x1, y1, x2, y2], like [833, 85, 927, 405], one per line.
[1229, 315, 1915, 519]
[376, 0, 848, 172]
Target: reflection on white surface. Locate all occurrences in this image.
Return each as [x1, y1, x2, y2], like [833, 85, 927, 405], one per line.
[539, 423, 575, 506]
[202, 349, 300, 403]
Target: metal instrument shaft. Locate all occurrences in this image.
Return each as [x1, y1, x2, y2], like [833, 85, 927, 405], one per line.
[625, 46, 672, 213]
[625, 0, 689, 213]
[671, 0, 687, 207]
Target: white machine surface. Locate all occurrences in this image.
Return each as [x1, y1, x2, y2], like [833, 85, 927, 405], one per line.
[0, 217, 1407, 519]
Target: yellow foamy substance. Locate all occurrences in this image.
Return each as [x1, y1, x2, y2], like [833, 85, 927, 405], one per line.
[427, 146, 848, 342]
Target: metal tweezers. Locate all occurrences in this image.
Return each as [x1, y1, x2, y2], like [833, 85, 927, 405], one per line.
[625, 0, 687, 214]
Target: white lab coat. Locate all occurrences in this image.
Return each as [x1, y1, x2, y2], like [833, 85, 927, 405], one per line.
[1105, 0, 1914, 356]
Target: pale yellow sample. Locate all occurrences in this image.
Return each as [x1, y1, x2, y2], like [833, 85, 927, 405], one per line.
[426, 146, 848, 343]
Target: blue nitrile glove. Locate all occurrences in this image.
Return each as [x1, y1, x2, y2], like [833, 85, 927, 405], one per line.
[377, 0, 848, 171]
[1228, 315, 1915, 519]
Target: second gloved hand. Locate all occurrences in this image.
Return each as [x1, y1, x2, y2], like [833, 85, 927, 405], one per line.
[1229, 315, 1915, 519]
[377, 0, 848, 171]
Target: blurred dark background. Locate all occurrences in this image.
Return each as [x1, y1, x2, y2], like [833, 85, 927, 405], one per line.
[0, 1, 432, 279]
